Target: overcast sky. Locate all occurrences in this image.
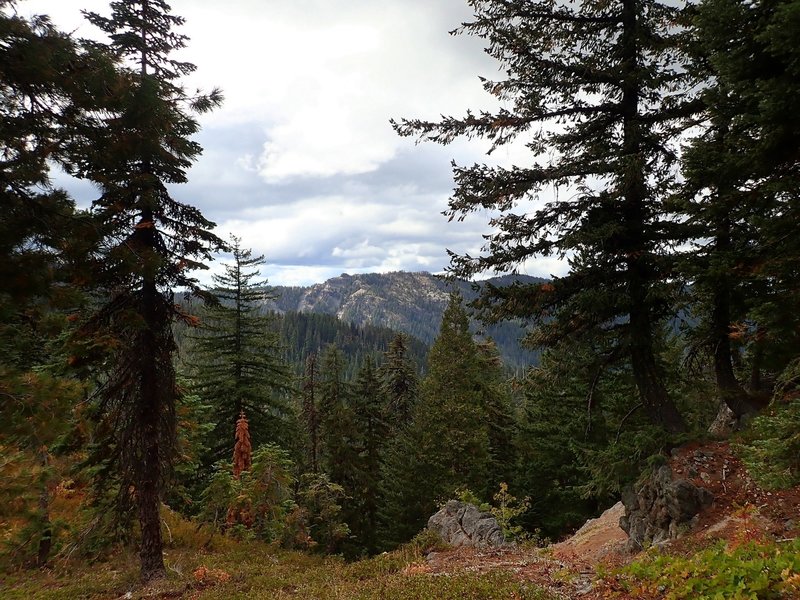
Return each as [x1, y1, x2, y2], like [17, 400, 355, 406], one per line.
[21, 0, 565, 286]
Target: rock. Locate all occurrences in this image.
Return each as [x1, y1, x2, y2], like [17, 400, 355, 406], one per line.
[427, 500, 507, 548]
[708, 402, 738, 437]
[620, 465, 713, 552]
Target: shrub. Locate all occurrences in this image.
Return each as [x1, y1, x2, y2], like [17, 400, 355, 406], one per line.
[736, 398, 800, 490]
[613, 538, 800, 599]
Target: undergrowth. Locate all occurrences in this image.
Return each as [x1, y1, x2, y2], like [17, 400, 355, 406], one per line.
[606, 538, 800, 599]
[735, 399, 800, 491]
[0, 511, 557, 600]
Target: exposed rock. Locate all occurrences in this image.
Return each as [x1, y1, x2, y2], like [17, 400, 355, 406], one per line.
[709, 402, 738, 437]
[427, 500, 507, 548]
[620, 465, 713, 551]
[552, 501, 628, 564]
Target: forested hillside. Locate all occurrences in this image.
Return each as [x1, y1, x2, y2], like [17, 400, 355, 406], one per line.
[2, 0, 799, 597]
[267, 271, 543, 370]
[268, 310, 428, 378]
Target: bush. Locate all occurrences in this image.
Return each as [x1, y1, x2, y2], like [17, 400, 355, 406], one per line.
[736, 399, 800, 490]
[612, 538, 800, 599]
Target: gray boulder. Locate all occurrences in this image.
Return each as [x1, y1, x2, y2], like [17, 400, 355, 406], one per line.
[427, 500, 507, 548]
[620, 465, 713, 552]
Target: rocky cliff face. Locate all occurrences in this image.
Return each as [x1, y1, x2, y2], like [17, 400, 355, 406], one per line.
[267, 271, 544, 369]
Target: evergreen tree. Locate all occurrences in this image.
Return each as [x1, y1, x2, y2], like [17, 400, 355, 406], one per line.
[316, 346, 359, 549]
[475, 339, 517, 492]
[681, 0, 800, 408]
[300, 352, 321, 474]
[0, 1, 114, 567]
[189, 237, 291, 465]
[318, 345, 356, 484]
[349, 357, 388, 554]
[72, 0, 222, 581]
[380, 294, 491, 546]
[393, 0, 702, 433]
[378, 333, 419, 432]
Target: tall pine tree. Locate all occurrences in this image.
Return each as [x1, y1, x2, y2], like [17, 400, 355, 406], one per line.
[393, 0, 702, 433]
[73, 0, 222, 581]
[189, 237, 291, 465]
[380, 294, 492, 547]
[378, 333, 419, 433]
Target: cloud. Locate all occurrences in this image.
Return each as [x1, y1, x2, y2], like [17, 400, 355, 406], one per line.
[20, 0, 567, 287]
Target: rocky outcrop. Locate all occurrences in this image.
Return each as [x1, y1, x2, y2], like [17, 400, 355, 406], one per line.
[427, 500, 507, 548]
[620, 465, 713, 551]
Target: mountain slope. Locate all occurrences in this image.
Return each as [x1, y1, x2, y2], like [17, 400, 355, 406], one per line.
[266, 271, 545, 370]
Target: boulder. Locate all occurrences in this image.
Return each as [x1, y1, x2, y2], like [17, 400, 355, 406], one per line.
[427, 500, 507, 548]
[620, 465, 713, 552]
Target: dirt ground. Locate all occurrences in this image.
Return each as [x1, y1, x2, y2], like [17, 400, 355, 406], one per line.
[420, 441, 800, 599]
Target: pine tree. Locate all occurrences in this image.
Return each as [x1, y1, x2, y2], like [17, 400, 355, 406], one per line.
[393, 0, 702, 433]
[189, 237, 291, 464]
[682, 0, 800, 406]
[301, 352, 321, 473]
[318, 345, 357, 486]
[379, 294, 491, 546]
[475, 339, 517, 492]
[349, 357, 388, 554]
[378, 333, 419, 432]
[73, 0, 223, 581]
[0, 1, 112, 567]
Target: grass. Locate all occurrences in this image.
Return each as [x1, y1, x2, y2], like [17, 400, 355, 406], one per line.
[1, 511, 557, 600]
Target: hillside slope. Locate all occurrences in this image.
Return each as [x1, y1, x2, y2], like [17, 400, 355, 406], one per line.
[267, 271, 545, 370]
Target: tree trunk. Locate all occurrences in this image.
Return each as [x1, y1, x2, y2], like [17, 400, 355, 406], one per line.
[630, 304, 687, 433]
[620, 0, 686, 434]
[138, 253, 166, 582]
[711, 271, 759, 418]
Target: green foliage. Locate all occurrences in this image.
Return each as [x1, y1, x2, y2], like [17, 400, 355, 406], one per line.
[199, 445, 295, 543]
[735, 399, 800, 490]
[455, 488, 490, 512]
[293, 472, 349, 554]
[615, 539, 800, 599]
[379, 333, 419, 429]
[271, 311, 428, 380]
[186, 237, 292, 467]
[380, 294, 502, 548]
[490, 483, 531, 542]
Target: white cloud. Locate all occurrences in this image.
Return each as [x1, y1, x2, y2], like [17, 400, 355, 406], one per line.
[19, 0, 567, 287]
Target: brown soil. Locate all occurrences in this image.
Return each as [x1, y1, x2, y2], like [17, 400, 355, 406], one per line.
[423, 441, 800, 599]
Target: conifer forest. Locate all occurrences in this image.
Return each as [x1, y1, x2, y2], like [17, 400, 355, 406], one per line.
[2, 0, 799, 598]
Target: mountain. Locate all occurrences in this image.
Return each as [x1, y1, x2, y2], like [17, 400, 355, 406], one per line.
[265, 271, 546, 370]
[269, 310, 429, 378]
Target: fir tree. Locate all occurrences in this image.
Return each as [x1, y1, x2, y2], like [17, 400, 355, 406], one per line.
[301, 352, 321, 474]
[378, 333, 419, 432]
[380, 294, 491, 546]
[682, 0, 800, 407]
[73, 0, 223, 581]
[475, 339, 517, 492]
[393, 0, 702, 433]
[189, 237, 291, 465]
[0, 1, 116, 567]
[318, 344, 356, 486]
[349, 357, 388, 554]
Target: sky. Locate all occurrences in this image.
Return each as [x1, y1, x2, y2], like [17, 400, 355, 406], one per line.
[21, 0, 566, 286]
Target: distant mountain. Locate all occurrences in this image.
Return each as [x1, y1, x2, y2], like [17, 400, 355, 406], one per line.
[268, 310, 429, 379]
[265, 271, 546, 370]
